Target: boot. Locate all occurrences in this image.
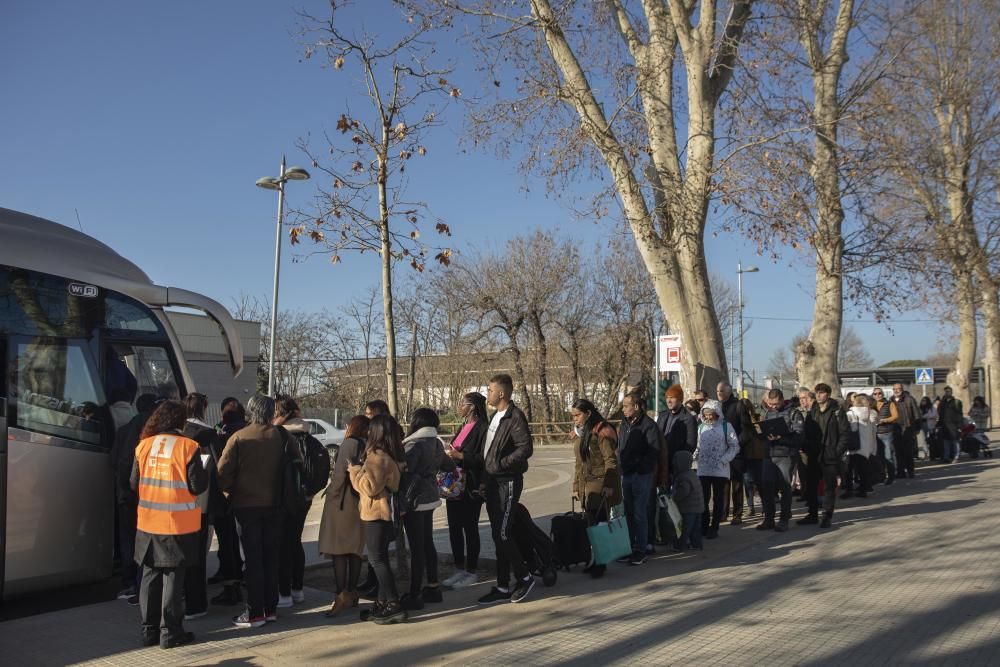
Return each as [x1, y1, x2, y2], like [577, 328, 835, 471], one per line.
[374, 600, 408, 625]
[820, 513, 832, 529]
[324, 591, 353, 618]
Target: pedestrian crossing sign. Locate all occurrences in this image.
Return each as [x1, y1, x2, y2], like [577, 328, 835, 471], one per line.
[915, 367, 934, 385]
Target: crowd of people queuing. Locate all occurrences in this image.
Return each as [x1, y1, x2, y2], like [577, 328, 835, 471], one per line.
[111, 371, 991, 648]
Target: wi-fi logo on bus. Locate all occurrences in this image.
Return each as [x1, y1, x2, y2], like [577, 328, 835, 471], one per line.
[68, 283, 99, 298]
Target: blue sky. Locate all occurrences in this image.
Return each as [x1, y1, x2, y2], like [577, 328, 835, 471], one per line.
[1, 0, 945, 374]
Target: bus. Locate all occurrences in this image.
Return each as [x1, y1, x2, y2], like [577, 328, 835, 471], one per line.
[0, 207, 244, 599]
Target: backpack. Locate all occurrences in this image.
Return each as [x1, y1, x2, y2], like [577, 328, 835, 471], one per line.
[296, 432, 331, 496]
[278, 428, 309, 515]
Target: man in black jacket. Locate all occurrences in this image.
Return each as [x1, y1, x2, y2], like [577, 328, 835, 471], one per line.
[717, 382, 755, 525]
[798, 383, 850, 529]
[892, 383, 921, 478]
[618, 392, 660, 565]
[478, 374, 535, 605]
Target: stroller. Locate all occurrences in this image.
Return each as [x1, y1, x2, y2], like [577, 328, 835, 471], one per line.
[513, 504, 558, 587]
[960, 423, 993, 459]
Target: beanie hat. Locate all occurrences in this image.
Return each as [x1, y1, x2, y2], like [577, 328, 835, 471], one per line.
[665, 385, 684, 401]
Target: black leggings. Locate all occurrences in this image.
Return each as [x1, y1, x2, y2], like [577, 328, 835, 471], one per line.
[363, 520, 398, 602]
[700, 476, 728, 532]
[403, 509, 439, 594]
[279, 508, 308, 596]
[446, 497, 483, 572]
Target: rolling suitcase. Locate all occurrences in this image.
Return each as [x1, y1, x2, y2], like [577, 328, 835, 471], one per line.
[550, 499, 591, 570]
[514, 503, 558, 586]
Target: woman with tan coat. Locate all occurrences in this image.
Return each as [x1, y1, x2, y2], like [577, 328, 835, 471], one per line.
[348, 414, 405, 625]
[318, 416, 368, 617]
[569, 398, 621, 578]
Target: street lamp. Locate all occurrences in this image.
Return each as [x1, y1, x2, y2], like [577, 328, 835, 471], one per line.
[736, 261, 759, 396]
[257, 156, 310, 397]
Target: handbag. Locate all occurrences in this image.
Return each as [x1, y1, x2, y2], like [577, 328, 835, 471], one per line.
[436, 467, 466, 499]
[586, 500, 632, 565]
[663, 495, 682, 538]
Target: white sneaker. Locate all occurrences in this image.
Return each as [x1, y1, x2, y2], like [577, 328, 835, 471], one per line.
[277, 594, 293, 608]
[455, 571, 478, 588]
[291, 589, 305, 604]
[442, 571, 465, 587]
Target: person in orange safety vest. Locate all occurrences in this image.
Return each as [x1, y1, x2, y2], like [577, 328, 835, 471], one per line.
[130, 400, 207, 650]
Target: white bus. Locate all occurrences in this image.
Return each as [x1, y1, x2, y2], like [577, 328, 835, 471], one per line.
[0, 207, 243, 598]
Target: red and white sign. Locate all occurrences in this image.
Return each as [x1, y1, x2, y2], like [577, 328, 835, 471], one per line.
[658, 335, 683, 372]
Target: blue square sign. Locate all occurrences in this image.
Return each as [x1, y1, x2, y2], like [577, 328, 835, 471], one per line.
[915, 367, 934, 385]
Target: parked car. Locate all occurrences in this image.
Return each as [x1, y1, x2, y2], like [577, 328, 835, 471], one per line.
[303, 418, 346, 459]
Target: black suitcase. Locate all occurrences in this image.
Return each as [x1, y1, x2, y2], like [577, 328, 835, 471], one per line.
[514, 504, 558, 586]
[550, 501, 591, 570]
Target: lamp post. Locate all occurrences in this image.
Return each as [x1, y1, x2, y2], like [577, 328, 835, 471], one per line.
[736, 261, 759, 396]
[256, 156, 310, 397]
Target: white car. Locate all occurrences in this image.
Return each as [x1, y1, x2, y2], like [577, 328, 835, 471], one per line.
[302, 418, 346, 454]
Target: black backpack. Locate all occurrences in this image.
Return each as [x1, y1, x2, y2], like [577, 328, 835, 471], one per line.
[296, 432, 332, 496]
[279, 428, 309, 515]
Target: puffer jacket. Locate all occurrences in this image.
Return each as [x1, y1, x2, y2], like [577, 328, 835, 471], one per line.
[671, 450, 704, 514]
[694, 418, 740, 478]
[402, 427, 455, 509]
[573, 420, 622, 511]
[349, 448, 401, 522]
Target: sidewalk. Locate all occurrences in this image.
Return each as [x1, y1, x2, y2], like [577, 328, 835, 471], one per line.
[3, 457, 999, 665]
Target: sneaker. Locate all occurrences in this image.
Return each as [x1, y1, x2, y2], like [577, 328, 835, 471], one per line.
[510, 576, 536, 604]
[442, 571, 465, 587]
[421, 586, 443, 604]
[615, 553, 632, 564]
[797, 514, 819, 525]
[730, 516, 743, 526]
[360, 601, 384, 621]
[117, 586, 137, 600]
[291, 589, 305, 604]
[454, 571, 478, 588]
[774, 521, 789, 533]
[756, 520, 775, 531]
[232, 611, 266, 629]
[264, 609, 277, 623]
[160, 631, 195, 649]
[477, 587, 512, 605]
[644, 544, 655, 555]
[628, 551, 647, 566]
[399, 593, 424, 611]
[277, 594, 293, 609]
[127, 594, 140, 606]
[183, 610, 208, 621]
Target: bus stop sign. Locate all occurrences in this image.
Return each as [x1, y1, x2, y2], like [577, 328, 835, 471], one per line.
[915, 367, 934, 385]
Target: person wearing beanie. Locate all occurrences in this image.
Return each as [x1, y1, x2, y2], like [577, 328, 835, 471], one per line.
[656, 385, 697, 487]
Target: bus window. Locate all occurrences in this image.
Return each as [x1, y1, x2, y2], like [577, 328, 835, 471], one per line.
[110, 343, 180, 400]
[12, 338, 106, 447]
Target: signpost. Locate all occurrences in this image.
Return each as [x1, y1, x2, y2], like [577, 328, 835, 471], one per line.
[655, 335, 683, 414]
[915, 367, 934, 397]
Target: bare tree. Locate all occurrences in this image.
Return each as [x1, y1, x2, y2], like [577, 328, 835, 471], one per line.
[294, 1, 457, 416]
[411, 0, 755, 391]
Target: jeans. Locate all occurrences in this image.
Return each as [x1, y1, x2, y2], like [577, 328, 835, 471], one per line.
[117, 502, 139, 589]
[700, 476, 728, 532]
[403, 509, 439, 594]
[760, 460, 792, 523]
[878, 431, 896, 480]
[622, 472, 653, 551]
[279, 507, 308, 596]
[182, 518, 210, 614]
[446, 497, 483, 571]
[485, 476, 529, 589]
[364, 520, 398, 602]
[235, 507, 282, 618]
[139, 564, 185, 641]
[679, 512, 703, 549]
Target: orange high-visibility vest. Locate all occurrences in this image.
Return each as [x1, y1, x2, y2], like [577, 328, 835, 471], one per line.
[135, 433, 202, 535]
